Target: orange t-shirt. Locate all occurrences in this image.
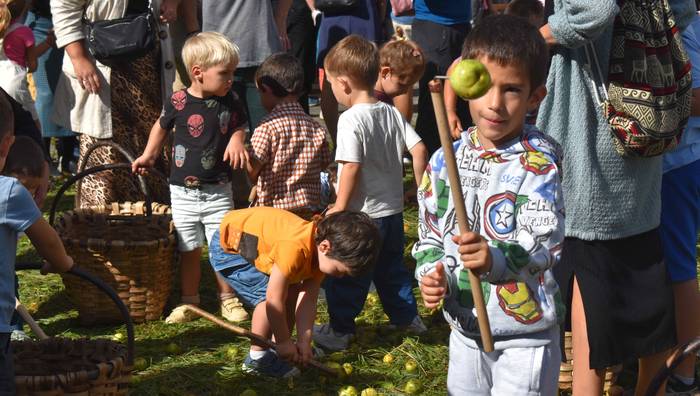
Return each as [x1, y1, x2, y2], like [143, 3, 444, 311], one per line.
[219, 207, 324, 284]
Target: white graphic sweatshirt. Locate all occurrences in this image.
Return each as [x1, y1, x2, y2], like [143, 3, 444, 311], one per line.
[413, 125, 566, 349]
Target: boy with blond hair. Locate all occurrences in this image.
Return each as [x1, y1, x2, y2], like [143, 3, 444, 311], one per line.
[133, 32, 249, 324]
[414, 15, 564, 394]
[312, 35, 429, 351]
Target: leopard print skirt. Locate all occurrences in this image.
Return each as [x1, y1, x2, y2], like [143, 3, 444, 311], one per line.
[77, 46, 170, 208]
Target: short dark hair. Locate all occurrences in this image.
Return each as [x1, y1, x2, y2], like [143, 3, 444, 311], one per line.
[255, 53, 304, 97]
[461, 14, 548, 90]
[505, 0, 544, 22]
[324, 35, 379, 90]
[314, 211, 381, 276]
[3, 136, 44, 178]
[0, 92, 13, 142]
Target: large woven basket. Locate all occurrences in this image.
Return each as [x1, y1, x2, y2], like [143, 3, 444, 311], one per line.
[49, 141, 176, 324]
[55, 201, 176, 324]
[13, 264, 135, 396]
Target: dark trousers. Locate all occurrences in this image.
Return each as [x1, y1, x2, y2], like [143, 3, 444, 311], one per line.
[411, 19, 470, 155]
[324, 213, 418, 334]
[287, 0, 318, 114]
[0, 333, 14, 396]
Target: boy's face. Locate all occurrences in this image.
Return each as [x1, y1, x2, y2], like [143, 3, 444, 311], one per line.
[379, 67, 416, 97]
[197, 61, 236, 96]
[316, 240, 352, 277]
[468, 56, 546, 149]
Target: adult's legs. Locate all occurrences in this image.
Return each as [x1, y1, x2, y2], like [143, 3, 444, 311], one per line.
[571, 277, 605, 396]
[287, 0, 317, 114]
[320, 73, 339, 142]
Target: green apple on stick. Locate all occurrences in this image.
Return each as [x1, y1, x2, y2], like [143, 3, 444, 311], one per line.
[448, 59, 492, 100]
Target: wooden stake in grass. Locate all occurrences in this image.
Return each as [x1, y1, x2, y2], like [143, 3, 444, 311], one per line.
[428, 79, 494, 352]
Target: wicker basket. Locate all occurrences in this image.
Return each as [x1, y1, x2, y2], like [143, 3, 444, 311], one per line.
[13, 264, 135, 396]
[49, 141, 176, 324]
[559, 331, 622, 393]
[55, 201, 176, 324]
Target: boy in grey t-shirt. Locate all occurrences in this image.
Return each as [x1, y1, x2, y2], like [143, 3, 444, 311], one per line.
[312, 35, 429, 351]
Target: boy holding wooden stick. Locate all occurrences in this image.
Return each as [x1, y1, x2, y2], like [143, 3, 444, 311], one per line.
[413, 15, 565, 395]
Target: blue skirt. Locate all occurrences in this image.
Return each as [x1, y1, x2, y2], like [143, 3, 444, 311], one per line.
[25, 12, 75, 138]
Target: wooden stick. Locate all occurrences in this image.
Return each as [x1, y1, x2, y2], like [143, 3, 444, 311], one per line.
[428, 79, 494, 352]
[183, 304, 337, 376]
[15, 298, 49, 340]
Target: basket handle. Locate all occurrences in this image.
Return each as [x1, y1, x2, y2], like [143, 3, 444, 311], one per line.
[14, 262, 135, 366]
[73, 141, 152, 210]
[48, 163, 166, 226]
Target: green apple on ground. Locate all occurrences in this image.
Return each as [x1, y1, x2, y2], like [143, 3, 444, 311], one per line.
[338, 385, 358, 396]
[404, 379, 423, 394]
[342, 362, 353, 376]
[239, 389, 257, 396]
[360, 388, 378, 396]
[165, 342, 181, 354]
[405, 359, 418, 374]
[112, 332, 126, 342]
[382, 353, 394, 364]
[225, 346, 239, 360]
[449, 59, 492, 100]
[133, 357, 149, 371]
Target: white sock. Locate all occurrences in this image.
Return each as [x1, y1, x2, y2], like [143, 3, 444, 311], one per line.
[673, 374, 695, 386]
[249, 349, 268, 360]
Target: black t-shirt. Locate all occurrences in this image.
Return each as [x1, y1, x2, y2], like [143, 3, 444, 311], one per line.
[160, 89, 247, 187]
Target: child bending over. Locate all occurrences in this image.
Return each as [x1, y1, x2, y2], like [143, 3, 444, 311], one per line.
[133, 32, 249, 324]
[414, 15, 565, 395]
[209, 208, 380, 377]
[374, 39, 425, 121]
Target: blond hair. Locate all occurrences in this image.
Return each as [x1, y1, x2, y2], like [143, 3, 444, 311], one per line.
[0, 0, 28, 39]
[182, 32, 240, 75]
[379, 40, 425, 84]
[324, 35, 379, 90]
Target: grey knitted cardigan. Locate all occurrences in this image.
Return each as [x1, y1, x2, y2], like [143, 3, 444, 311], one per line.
[537, 0, 695, 240]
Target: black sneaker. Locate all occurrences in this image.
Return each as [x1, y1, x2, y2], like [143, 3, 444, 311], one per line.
[666, 375, 699, 395]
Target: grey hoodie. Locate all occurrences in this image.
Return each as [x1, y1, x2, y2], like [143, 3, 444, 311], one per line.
[413, 125, 565, 349]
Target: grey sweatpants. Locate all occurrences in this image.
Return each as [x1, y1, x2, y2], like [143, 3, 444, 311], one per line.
[447, 329, 561, 395]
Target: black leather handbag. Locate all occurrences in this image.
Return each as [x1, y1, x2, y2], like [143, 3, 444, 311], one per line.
[82, 0, 157, 64]
[314, 0, 359, 13]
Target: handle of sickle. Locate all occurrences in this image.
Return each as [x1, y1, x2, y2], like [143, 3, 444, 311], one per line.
[183, 304, 338, 376]
[428, 79, 495, 352]
[15, 298, 49, 340]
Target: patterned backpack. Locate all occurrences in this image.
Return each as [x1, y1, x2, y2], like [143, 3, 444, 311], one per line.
[586, 0, 692, 157]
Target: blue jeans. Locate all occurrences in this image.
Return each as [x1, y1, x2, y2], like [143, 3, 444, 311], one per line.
[324, 213, 418, 334]
[208, 230, 269, 307]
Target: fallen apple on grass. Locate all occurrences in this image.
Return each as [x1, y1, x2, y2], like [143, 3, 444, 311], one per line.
[449, 59, 492, 100]
[338, 385, 358, 396]
[382, 353, 394, 364]
[405, 359, 418, 374]
[165, 342, 182, 354]
[404, 379, 422, 394]
[360, 388, 378, 396]
[239, 389, 257, 396]
[132, 357, 149, 371]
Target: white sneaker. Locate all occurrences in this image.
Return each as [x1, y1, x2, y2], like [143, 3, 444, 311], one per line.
[312, 323, 353, 351]
[220, 297, 249, 322]
[11, 330, 30, 341]
[164, 305, 199, 324]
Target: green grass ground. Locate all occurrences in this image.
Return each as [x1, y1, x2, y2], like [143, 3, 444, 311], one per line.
[14, 177, 700, 395]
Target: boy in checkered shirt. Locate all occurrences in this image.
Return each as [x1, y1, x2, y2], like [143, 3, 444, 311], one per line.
[247, 53, 332, 219]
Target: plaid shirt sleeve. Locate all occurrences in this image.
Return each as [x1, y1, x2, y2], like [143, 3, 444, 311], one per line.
[250, 124, 273, 164]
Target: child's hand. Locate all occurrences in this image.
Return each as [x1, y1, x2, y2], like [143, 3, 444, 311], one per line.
[447, 110, 463, 140]
[420, 262, 447, 309]
[452, 232, 492, 276]
[131, 154, 155, 175]
[40, 257, 74, 275]
[223, 138, 249, 169]
[276, 339, 299, 363]
[45, 31, 56, 47]
[296, 341, 313, 366]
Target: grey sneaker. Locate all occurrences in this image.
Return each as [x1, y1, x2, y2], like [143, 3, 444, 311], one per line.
[388, 315, 427, 334]
[312, 323, 353, 351]
[242, 351, 300, 378]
